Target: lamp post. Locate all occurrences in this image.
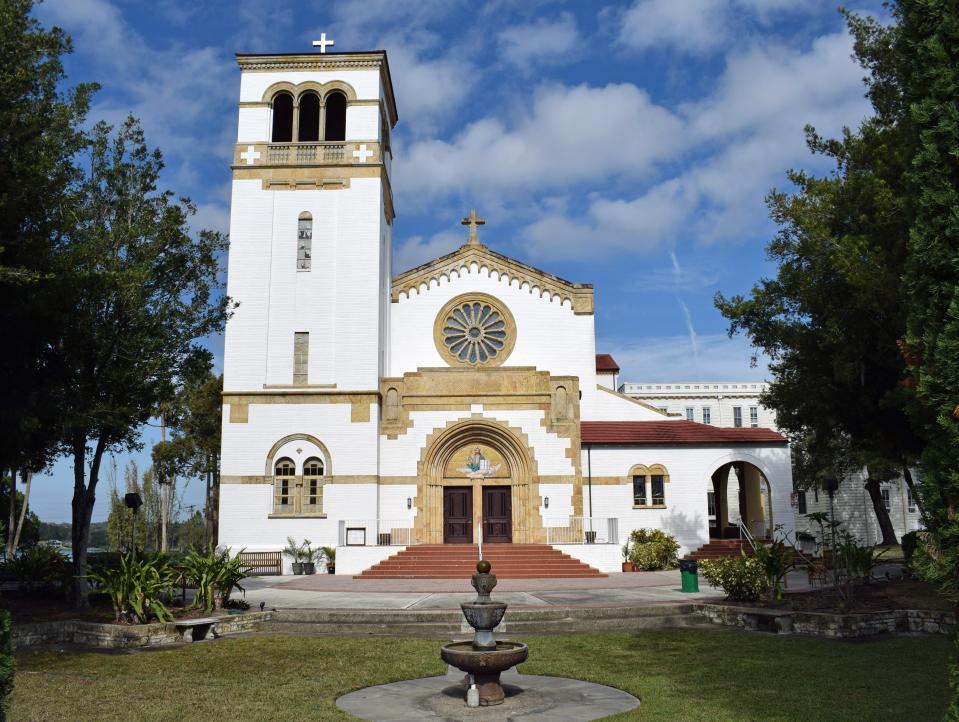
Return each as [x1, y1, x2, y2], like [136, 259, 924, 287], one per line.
[124, 492, 143, 559]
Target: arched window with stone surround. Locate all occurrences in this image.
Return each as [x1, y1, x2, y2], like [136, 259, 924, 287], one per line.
[273, 457, 296, 513]
[324, 91, 347, 141]
[629, 464, 669, 507]
[271, 92, 294, 143]
[302, 457, 325, 514]
[298, 92, 320, 142]
[297, 212, 312, 270]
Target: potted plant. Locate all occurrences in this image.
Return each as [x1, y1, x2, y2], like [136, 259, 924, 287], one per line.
[621, 541, 633, 572]
[301, 539, 317, 575]
[322, 546, 336, 574]
[284, 536, 304, 575]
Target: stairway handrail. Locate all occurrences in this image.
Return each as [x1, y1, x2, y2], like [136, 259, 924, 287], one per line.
[737, 519, 757, 552]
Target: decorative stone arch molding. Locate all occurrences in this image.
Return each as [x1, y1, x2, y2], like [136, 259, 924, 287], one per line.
[264, 433, 333, 476]
[414, 416, 545, 545]
[626, 463, 670, 482]
[391, 245, 594, 315]
[260, 79, 359, 104]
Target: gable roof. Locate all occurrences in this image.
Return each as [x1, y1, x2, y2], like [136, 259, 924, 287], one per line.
[391, 241, 594, 315]
[595, 354, 620, 372]
[581, 421, 787, 446]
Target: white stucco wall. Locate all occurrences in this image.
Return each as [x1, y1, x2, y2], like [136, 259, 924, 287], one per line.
[389, 264, 597, 384]
[582, 444, 794, 555]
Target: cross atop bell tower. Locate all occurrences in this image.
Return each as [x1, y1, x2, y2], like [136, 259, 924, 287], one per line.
[461, 209, 485, 247]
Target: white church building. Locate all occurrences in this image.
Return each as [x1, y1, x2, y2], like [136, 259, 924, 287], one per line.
[217, 47, 794, 574]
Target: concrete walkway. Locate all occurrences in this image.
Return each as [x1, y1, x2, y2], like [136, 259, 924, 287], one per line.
[239, 568, 818, 611]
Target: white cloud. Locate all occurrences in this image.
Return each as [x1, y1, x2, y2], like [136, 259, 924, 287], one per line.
[601, 333, 770, 383]
[511, 30, 872, 257]
[522, 178, 693, 258]
[497, 12, 579, 67]
[616, 0, 728, 55]
[393, 230, 463, 273]
[614, 0, 835, 55]
[396, 82, 684, 208]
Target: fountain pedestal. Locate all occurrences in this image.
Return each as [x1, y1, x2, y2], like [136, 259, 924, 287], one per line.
[439, 561, 529, 707]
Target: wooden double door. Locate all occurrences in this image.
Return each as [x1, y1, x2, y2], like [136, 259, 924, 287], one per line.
[443, 486, 512, 544]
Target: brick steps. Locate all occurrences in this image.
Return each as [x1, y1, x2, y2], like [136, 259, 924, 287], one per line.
[687, 539, 804, 564]
[355, 544, 606, 579]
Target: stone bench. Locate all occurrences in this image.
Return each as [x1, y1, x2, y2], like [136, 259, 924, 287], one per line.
[174, 617, 224, 643]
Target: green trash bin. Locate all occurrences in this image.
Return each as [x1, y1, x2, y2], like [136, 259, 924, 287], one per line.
[680, 558, 699, 593]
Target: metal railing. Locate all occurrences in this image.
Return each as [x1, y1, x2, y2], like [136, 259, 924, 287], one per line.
[266, 142, 347, 165]
[544, 517, 618, 545]
[338, 520, 414, 547]
[736, 519, 757, 552]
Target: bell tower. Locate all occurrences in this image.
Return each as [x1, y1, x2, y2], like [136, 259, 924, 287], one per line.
[222, 43, 398, 394]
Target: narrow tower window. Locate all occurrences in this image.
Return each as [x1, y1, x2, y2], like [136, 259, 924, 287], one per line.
[297, 213, 312, 270]
[293, 332, 309, 386]
[271, 92, 294, 143]
[298, 92, 320, 142]
[324, 91, 347, 141]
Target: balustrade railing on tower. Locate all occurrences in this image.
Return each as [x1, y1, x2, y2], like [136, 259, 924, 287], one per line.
[264, 142, 348, 165]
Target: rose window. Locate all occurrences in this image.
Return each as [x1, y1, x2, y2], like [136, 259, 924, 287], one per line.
[434, 295, 515, 367]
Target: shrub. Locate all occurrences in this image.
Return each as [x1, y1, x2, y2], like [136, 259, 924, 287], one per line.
[839, 539, 886, 583]
[901, 531, 919, 568]
[628, 529, 680, 571]
[3, 545, 70, 594]
[699, 554, 769, 601]
[752, 539, 796, 600]
[183, 545, 250, 613]
[87, 554, 176, 623]
[0, 610, 13, 719]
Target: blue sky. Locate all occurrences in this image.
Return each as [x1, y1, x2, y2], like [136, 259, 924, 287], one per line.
[30, 0, 886, 523]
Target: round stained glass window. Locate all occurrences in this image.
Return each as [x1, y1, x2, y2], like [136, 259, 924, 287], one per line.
[434, 294, 515, 367]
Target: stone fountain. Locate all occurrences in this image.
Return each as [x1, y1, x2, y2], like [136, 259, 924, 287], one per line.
[440, 560, 529, 707]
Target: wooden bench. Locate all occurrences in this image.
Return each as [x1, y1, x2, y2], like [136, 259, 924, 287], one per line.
[174, 617, 224, 643]
[239, 551, 283, 576]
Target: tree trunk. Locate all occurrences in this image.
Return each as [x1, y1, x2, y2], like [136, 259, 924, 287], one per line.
[204, 465, 212, 547]
[901, 465, 927, 523]
[212, 455, 219, 546]
[864, 476, 898, 546]
[160, 480, 168, 553]
[6, 469, 17, 558]
[71, 435, 106, 608]
[12, 469, 32, 552]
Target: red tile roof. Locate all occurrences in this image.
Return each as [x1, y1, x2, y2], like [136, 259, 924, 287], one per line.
[581, 421, 787, 445]
[595, 354, 620, 372]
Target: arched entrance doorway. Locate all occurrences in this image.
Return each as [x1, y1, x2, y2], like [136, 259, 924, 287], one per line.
[709, 461, 773, 540]
[416, 419, 541, 545]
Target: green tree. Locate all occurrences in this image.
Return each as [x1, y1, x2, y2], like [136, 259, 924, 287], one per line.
[715, 36, 922, 543]
[0, 0, 96, 547]
[156, 370, 223, 547]
[893, 1, 959, 713]
[56, 117, 231, 606]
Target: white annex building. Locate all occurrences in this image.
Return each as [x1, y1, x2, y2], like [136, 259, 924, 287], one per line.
[622, 382, 923, 546]
[217, 47, 795, 574]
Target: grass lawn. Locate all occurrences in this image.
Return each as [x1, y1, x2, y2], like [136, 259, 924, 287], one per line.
[11, 630, 950, 721]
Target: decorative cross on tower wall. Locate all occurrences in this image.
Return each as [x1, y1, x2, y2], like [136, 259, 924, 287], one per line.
[461, 209, 485, 246]
[312, 33, 335, 53]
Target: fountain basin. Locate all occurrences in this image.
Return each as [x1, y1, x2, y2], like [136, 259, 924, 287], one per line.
[460, 602, 507, 649]
[440, 641, 529, 706]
